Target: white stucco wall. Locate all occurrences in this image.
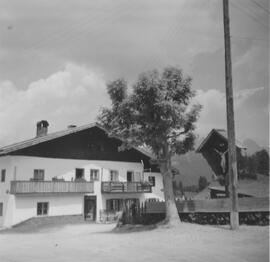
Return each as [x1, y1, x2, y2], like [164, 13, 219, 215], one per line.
[0, 156, 14, 228]
[0, 155, 163, 227]
[12, 194, 84, 227]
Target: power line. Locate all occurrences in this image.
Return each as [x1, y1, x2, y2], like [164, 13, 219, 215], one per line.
[231, 1, 269, 30]
[249, 0, 270, 14]
[231, 35, 268, 42]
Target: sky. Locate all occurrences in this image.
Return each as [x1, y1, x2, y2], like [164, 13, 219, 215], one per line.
[0, 0, 269, 148]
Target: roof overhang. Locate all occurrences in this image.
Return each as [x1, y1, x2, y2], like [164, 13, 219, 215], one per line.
[196, 128, 246, 153]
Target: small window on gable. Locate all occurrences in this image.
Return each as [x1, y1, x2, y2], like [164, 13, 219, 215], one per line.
[148, 176, 156, 186]
[90, 169, 99, 181]
[33, 169, 44, 181]
[110, 170, 119, 182]
[1, 169, 6, 182]
[0, 202, 3, 216]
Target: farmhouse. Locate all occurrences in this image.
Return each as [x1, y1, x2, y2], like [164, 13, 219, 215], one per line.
[0, 121, 164, 228]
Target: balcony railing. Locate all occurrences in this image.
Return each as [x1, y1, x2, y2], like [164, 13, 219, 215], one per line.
[10, 181, 94, 194]
[101, 182, 152, 193]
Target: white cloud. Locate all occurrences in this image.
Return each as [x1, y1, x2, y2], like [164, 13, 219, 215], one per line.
[0, 63, 109, 146]
[193, 86, 266, 137]
[234, 86, 265, 107]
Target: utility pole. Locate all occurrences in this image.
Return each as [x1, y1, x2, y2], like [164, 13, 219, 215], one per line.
[223, 0, 239, 230]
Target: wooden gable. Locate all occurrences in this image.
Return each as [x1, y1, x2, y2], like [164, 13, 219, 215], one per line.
[9, 126, 157, 170]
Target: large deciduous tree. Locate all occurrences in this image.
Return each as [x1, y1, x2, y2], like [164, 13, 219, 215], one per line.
[98, 67, 201, 226]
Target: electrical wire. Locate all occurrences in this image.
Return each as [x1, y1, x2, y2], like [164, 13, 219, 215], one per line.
[231, 1, 269, 30]
[248, 0, 270, 14]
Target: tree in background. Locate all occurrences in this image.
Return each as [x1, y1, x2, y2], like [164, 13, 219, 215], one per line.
[178, 181, 184, 194]
[237, 149, 269, 179]
[198, 176, 208, 191]
[99, 67, 201, 226]
[172, 180, 184, 196]
[254, 149, 269, 176]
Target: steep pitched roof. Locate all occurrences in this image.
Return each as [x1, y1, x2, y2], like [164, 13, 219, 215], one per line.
[0, 122, 154, 159]
[196, 128, 246, 153]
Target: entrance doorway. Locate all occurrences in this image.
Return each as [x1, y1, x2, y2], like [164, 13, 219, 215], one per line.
[84, 196, 96, 221]
[127, 171, 134, 182]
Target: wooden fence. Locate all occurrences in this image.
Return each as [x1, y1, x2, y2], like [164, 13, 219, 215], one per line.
[144, 197, 269, 214]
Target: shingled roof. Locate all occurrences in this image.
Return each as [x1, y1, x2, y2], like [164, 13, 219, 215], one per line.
[0, 122, 154, 159]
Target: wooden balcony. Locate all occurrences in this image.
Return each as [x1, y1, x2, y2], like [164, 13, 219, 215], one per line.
[10, 181, 94, 194]
[101, 182, 152, 193]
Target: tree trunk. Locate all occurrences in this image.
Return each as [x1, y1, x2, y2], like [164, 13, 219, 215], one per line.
[159, 158, 181, 227]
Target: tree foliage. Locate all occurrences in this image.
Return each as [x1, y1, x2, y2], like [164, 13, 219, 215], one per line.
[238, 149, 269, 179]
[198, 176, 208, 191]
[99, 67, 201, 159]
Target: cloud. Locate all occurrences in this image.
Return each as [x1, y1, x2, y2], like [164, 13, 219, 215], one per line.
[193, 86, 266, 137]
[0, 63, 109, 146]
[234, 86, 265, 108]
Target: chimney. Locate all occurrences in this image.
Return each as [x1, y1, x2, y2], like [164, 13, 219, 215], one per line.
[36, 120, 49, 137]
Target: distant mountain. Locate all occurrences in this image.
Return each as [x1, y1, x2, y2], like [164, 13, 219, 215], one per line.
[242, 138, 262, 155]
[172, 151, 213, 186]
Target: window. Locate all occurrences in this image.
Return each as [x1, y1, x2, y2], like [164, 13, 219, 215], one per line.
[127, 171, 134, 182]
[75, 168, 84, 180]
[33, 169, 44, 181]
[110, 170, 119, 181]
[106, 199, 123, 212]
[37, 202, 49, 216]
[90, 169, 99, 181]
[148, 176, 156, 186]
[1, 169, 6, 182]
[0, 203, 3, 216]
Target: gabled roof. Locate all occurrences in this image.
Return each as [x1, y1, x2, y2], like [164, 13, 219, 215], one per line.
[0, 122, 154, 159]
[196, 128, 246, 153]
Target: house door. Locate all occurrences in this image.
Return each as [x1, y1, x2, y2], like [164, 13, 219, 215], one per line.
[127, 171, 134, 182]
[84, 196, 96, 221]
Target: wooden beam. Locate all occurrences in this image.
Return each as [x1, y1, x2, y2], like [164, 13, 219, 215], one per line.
[223, 0, 239, 229]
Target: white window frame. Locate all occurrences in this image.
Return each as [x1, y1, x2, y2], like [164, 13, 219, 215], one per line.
[33, 169, 45, 181]
[90, 169, 99, 181]
[110, 170, 119, 182]
[37, 202, 49, 216]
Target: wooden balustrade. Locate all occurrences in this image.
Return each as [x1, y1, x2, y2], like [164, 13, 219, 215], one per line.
[101, 182, 152, 193]
[10, 181, 94, 194]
